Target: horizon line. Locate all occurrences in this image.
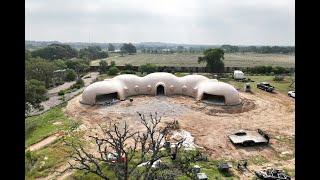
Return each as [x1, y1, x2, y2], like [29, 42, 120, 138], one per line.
[25, 40, 295, 47]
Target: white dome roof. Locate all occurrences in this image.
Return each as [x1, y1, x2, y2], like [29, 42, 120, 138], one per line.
[81, 72, 240, 105]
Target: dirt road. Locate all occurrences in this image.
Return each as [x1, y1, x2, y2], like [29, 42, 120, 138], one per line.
[28, 72, 99, 116]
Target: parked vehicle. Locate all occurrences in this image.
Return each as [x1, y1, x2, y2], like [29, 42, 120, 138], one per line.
[233, 70, 245, 80]
[257, 82, 275, 92]
[288, 91, 295, 98]
[255, 168, 291, 180]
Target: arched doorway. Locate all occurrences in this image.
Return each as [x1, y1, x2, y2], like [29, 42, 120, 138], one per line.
[156, 85, 165, 96]
[95, 92, 119, 105]
[202, 93, 225, 105]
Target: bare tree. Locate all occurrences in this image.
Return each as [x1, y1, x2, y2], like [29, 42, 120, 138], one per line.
[63, 112, 184, 180]
[64, 121, 139, 180]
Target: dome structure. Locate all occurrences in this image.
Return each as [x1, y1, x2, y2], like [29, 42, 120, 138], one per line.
[81, 72, 241, 105]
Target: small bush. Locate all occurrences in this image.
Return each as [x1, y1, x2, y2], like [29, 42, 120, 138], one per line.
[121, 70, 135, 74]
[139, 63, 157, 74]
[273, 66, 288, 74]
[110, 61, 116, 67]
[124, 63, 134, 71]
[58, 90, 65, 96]
[65, 69, 77, 82]
[25, 150, 38, 174]
[273, 75, 284, 81]
[107, 66, 119, 75]
[99, 60, 108, 73]
[70, 79, 85, 89]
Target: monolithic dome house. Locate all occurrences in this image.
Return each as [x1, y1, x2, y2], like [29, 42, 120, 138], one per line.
[81, 72, 241, 105]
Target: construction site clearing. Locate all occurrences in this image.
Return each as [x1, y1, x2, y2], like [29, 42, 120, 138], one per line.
[64, 89, 295, 179]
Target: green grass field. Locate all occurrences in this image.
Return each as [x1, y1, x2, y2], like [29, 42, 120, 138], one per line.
[91, 53, 295, 68]
[220, 75, 295, 94]
[25, 103, 80, 147]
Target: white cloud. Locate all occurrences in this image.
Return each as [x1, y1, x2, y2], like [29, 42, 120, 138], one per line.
[25, 0, 295, 45]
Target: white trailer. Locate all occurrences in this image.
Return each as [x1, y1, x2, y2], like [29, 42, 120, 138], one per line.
[233, 70, 245, 80]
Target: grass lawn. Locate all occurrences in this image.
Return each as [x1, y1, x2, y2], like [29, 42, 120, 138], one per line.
[220, 75, 295, 95]
[25, 103, 80, 147]
[26, 139, 70, 179]
[90, 53, 295, 68]
[26, 132, 84, 179]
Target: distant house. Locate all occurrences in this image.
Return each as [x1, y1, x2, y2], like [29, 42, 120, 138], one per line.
[53, 69, 67, 85]
[162, 49, 171, 52]
[113, 49, 122, 53]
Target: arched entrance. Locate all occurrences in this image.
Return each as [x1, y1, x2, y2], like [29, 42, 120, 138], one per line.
[202, 93, 225, 105]
[156, 85, 165, 96]
[95, 92, 119, 104]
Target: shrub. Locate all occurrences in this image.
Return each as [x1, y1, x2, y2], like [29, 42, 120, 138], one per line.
[273, 66, 287, 74]
[124, 63, 134, 71]
[65, 69, 77, 82]
[99, 60, 108, 73]
[25, 79, 48, 113]
[139, 63, 157, 74]
[25, 150, 38, 173]
[58, 90, 66, 96]
[110, 61, 116, 67]
[71, 79, 85, 89]
[121, 70, 135, 74]
[107, 66, 119, 75]
[273, 75, 284, 81]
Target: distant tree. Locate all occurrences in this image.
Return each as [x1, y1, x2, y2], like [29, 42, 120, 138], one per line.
[177, 46, 184, 53]
[79, 46, 108, 60]
[65, 59, 90, 79]
[122, 64, 135, 74]
[99, 60, 108, 73]
[273, 66, 287, 74]
[121, 43, 137, 54]
[139, 63, 157, 74]
[198, 48, 225, 74]
[25, 79, 47, 114]
[53, 59, 68, 69]
[124, 64, 133, 71]
[25, 49, 32, 60]
[110, 61, 116, 67]
[26, 58, 56, 88]
[31, 44, 78, 60]
[108, 43, 115, 51]
[65, 69, 77, 81]
[220, 45, 239, 53]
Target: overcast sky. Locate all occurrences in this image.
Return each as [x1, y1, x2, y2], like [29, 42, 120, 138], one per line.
[25, 0, 295, 45]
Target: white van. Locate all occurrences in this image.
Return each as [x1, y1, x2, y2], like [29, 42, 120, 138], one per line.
[233, 70, 245, 80]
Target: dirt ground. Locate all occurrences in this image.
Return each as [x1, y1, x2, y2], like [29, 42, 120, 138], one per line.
[64, 90, 295, 179]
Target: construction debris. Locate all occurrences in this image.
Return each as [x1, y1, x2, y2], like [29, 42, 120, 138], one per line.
[196, 173, 208, 180]
[217, 162, 233, 172]
[137, 159, 162, 168]
[192, 165, 201, 173]
[237, 160, 248, 172]
[170, 130, 200, 150]
[255, 168, 291, 180]
[228, 129, 270, 146]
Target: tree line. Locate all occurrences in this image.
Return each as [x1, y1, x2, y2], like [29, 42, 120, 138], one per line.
[221, 45, 295, 54]
[27, 43, 137, 61]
